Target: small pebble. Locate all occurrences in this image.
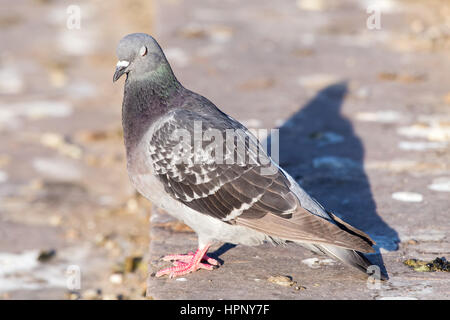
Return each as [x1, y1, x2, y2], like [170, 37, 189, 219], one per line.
[67, 291, 81, 300]
[109, 273, 123, 284]
[294, 285, 307, 291]
[398, 141, 447, 151]
[302, 257, 335, 269]
[356, 110, 401, 123]
[267, 275, 296, 287]
[302, 258, 321, 269]
[82, 289, 102, 300]
[124, 256, 143, 273]
[392, 192, 423, 203]
[37, 249, 56, 262]
[428, 177, 450, 192]
[397, 124, 450, 142]
[175, 277, 188, 282]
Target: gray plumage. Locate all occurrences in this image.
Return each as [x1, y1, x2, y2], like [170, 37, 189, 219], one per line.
[114, 33, 382, 278]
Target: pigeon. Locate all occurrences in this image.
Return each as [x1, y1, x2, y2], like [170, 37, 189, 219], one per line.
[113, 33, 383, 280]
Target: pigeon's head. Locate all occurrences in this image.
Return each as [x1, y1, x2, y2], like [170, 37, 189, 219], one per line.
[113, 33, 170, 82]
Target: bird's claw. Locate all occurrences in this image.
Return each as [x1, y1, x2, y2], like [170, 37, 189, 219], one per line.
[156, 248, 218, 278]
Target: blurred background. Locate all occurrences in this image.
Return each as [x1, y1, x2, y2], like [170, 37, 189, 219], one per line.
[0, 0, 449, 299]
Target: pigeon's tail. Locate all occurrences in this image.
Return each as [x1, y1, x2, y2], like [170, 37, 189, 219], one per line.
[300, 242, 388, 280]
[294, 209, 388, 280]
[319, 245, 377, 276]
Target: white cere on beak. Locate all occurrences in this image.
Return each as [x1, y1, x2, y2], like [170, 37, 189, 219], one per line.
[116, 60, 130, 68]
[139, 46, 147, 56]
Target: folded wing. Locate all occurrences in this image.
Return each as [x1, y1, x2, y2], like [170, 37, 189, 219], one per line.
[149, 108, 374, 253]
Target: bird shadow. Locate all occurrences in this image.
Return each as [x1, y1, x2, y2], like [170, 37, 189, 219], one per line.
[266, 82, 399, 277]
[209, 243, 236, 265]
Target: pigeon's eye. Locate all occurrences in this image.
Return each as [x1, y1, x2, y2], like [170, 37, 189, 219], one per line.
[139, 46, 147, 57]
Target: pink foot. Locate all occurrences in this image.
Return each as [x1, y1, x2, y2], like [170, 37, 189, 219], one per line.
[155, 245, 218, 278]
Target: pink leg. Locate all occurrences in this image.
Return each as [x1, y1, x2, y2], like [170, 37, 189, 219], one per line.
[155, 245, 218, 278]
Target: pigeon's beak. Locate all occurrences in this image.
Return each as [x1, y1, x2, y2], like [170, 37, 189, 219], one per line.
[113, 60, 130, 82]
